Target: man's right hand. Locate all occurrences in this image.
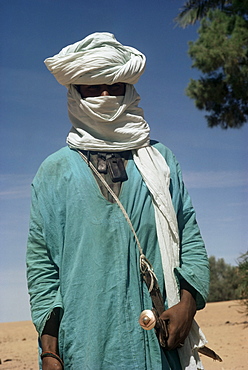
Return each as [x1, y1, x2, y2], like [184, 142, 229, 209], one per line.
[42, 356, 63, 370]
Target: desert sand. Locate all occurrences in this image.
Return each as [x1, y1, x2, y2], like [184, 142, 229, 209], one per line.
[0, 300, 247, 369]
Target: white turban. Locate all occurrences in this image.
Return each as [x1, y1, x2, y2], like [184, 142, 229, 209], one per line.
[44, 32, 146, 87]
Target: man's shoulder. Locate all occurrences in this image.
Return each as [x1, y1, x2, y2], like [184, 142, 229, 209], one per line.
[34, 146, 77, 180]
[43, 146, 73, 161]
[40, 146, 77, 167]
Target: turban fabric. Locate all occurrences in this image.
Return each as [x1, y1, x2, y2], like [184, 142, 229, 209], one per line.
[44, 32, 146, 87]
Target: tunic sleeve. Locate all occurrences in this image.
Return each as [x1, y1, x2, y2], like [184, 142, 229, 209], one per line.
[26, 184, 63, 336]
[172, 158, 209, 310]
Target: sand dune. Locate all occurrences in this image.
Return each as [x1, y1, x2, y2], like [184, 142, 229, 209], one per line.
[0, 300, 247, 369]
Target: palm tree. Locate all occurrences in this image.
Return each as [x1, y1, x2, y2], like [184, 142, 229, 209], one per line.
[175, 0, 231, 27]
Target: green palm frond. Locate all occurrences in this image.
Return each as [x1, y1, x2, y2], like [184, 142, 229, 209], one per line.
[175, 0, 230, 27]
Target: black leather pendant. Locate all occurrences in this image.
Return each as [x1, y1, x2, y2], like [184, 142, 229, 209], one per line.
[108, 154, 128, 182]
[96, 152, 128, 182]
[97, 153, 108, 174]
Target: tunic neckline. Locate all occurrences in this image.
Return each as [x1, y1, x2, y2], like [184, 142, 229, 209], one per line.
[79, 150, 132, 204]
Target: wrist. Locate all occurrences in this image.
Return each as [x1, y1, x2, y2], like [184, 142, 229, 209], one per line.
[180, 289, 197, 317]
[41, 334, 59, 353]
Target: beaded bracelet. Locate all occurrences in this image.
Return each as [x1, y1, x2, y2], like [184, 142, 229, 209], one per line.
[41, 351, 64, 368]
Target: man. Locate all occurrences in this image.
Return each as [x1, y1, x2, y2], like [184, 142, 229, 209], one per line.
[26, 32, 209, 370]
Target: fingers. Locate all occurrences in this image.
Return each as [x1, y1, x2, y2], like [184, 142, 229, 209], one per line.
[165, 322, 183, 350]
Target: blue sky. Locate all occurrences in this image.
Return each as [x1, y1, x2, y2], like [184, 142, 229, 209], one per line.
[1, 0, 247, 323]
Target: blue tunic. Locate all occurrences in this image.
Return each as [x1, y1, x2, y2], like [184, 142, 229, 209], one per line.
[26, 141, 209, 369]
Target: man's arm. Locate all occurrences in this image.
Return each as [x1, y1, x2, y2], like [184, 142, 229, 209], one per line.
[41, 308, 63, 370]
[26, 184, 63, 369]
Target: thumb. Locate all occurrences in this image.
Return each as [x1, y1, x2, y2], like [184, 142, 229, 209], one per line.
[159, 309, 170, 321]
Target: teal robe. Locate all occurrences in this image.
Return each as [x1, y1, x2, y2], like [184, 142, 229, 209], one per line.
[26, 141, 209, 369]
